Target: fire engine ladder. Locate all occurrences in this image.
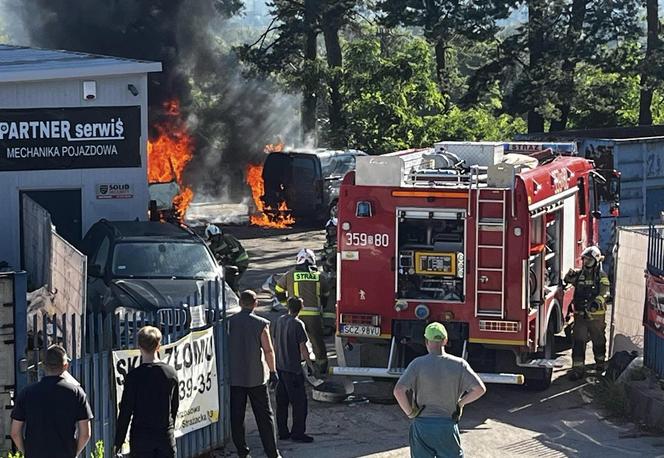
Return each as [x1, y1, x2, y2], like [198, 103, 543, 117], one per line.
[474, 188, 507, 318]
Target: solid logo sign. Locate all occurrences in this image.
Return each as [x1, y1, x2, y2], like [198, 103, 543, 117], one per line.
[0, 106, 141, 171]
[95, 183, 134, 199]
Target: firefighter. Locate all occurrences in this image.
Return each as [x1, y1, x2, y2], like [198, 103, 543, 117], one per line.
[320, 218, 338, 334]
[564, 246, 611, 380]
[275, 249, 330, 376]
[205, 224, 249, 292]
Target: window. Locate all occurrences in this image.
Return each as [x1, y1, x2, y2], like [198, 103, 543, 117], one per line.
[92, 236, 110, 275]
[320, 155, 356, 178]
[578, 178, 586, 214]
[112, 242, 217, 279]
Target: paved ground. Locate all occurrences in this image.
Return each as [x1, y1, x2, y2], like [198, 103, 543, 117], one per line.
[217, 225, 664, 458]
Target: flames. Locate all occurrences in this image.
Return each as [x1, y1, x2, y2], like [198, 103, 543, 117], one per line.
[246, 163, 295, 228]
[147, 100, 194, 218]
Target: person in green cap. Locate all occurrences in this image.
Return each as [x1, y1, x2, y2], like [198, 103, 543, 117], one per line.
[393, 322, 486, 458]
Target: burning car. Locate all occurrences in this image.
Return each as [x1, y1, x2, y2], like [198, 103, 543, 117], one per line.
[81, 220, 240, 329]
[260, 149, 366, 223]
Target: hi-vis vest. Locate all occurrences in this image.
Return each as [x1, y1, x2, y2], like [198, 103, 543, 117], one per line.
[275, 267, 329, 316]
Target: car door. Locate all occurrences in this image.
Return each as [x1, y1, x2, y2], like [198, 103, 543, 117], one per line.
[287, 154, 322, 216]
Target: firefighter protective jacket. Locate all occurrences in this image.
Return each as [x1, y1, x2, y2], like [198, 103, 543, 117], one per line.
[210, 234, 249, 267]
[564, 265, 610, 318]
[275, 265, 330, 316]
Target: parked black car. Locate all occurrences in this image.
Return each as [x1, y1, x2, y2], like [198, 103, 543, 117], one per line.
[80, 220, 240, 328]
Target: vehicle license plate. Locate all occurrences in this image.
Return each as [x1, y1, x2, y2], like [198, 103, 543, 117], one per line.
[340, 324, 381, 336]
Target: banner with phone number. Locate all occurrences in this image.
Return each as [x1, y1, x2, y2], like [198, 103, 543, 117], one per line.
[113, 327, 220, 439]
[645, 273, 664, 339]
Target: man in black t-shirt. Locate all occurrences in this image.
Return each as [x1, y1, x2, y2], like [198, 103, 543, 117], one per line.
[115, 326, 179, 458]
[273, 297, 314, 443]
[11, 345, 93, 458]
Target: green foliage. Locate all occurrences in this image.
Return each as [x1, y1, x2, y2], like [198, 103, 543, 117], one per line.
[591, 378, 630, 417]
[341, 34, 443, 153]
[90, 441, 104, 458]
[340, 32, 526, 154]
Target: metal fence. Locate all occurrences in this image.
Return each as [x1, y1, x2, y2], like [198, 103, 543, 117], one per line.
[14, 279, 230, 458]
[645, 226, 664, 378]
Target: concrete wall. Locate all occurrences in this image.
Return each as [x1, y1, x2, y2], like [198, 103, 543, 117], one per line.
[0, 74, 150, 267]
[611, 227, 648, 355]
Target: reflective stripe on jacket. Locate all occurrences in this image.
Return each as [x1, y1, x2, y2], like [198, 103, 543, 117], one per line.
[275, 265, 330, 314]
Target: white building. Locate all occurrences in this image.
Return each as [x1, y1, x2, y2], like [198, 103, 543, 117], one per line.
[0, 44, 161, 267]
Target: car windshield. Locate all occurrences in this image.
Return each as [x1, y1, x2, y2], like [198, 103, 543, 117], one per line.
[320, 154, 357, 178]
[112, 242, 217, 279]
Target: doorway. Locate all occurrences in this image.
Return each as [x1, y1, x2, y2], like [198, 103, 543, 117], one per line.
[21, 189, 82, 245]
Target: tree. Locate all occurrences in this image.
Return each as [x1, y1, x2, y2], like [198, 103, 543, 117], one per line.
[378, 0, 515, 99]
[341, 30, 526, 154]
[639, 0, 660, 125]
[238, 0, 360, 144]
[465, 0, 641, 132]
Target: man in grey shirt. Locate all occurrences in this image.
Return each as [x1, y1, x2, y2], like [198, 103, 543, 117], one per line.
[274, 297, 314, 442]
[229, 290, 281, 458]
[394, 322, 486, 457]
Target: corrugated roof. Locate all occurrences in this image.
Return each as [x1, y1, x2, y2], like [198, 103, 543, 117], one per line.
[0, 44, 162, 83]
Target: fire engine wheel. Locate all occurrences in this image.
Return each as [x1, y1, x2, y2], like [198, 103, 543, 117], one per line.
[524, 322, 555, 391]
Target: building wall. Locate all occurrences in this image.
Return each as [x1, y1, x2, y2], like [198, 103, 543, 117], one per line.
[0, 74, 150, 266]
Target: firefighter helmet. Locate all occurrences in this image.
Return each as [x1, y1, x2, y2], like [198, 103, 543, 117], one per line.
[296, 248, 316, 265]
[581, 246, 603, 263]
[205, 224, 221, 239]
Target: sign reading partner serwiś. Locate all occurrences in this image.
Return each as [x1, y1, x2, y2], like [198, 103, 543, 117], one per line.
[0, 106, 141, 171]
[113, 327, 220, 438]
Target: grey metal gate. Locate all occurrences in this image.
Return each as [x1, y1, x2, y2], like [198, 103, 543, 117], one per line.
[12, 279, 230, 458]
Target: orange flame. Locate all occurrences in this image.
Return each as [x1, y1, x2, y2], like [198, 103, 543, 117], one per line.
[246, 163, 294, 228]
[147, 100, 194, 218]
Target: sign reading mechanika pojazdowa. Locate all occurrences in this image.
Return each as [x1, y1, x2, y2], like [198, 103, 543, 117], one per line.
[0, 106, 141, 171]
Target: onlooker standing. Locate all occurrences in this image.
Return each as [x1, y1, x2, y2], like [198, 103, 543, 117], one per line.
[115, 326, 179, 458]
[393, 323, 486, 458]
[274, 297, 314, 443]
[229, 290, 281, 458]
[10, 344, 93, 458]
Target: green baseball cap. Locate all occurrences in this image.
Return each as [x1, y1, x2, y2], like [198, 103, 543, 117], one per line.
[424, 322, 448, 341]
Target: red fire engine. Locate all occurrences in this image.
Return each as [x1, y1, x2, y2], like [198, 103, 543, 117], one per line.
[331, 142, 620, 388]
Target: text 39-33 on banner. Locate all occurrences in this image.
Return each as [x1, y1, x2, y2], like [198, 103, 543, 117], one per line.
[0, 106, 141, 171]
[113, 327, 220, 440]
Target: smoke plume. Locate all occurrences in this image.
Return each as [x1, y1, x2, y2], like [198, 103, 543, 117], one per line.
[1, 0, 300, 201]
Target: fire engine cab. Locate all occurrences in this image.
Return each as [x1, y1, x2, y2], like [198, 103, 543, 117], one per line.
[332, 142, 620, 389]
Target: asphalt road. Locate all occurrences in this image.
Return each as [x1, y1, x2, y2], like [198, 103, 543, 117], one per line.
[220, 224, 664, 458]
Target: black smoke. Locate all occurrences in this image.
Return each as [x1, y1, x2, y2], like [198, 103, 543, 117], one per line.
[4, 0, 299, 201]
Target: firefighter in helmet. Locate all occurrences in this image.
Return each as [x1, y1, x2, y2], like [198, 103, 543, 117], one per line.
[563, 246, 610, 380]
[205, 224, 249, 292]
[320, 218, 338, 334]
[275, 248, 330, 375]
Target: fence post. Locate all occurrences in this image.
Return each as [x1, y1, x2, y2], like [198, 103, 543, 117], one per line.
[12, 272, 28, 392]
